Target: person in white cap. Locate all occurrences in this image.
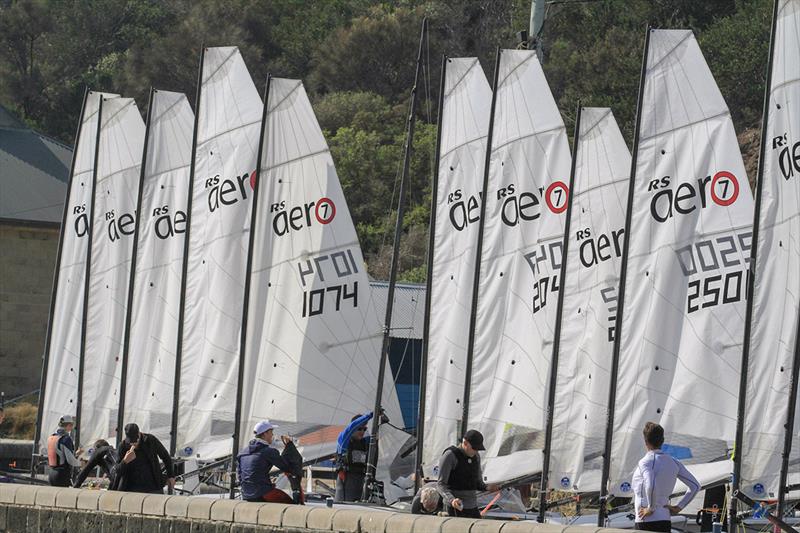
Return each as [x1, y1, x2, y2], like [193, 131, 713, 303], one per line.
[236, 420, 296, 503]
[46, 415, 81, 486]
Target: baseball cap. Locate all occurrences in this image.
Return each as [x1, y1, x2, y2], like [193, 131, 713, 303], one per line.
[253, 420, 278, 435]
[463, 429, 485, 451]
[124, 423, 140, 442]
[59, 415, 75, 426]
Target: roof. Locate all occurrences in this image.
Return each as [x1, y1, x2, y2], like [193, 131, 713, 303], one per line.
[369, 281, 426, 339]
[0, 105, 71, 223]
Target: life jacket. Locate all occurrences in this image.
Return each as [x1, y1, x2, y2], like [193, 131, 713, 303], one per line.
[47, 432, 69, 468]
[344, 436, 369, 476]
[443, 446, 482, 491]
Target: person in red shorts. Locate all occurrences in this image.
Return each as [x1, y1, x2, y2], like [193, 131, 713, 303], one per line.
[237, 420, 297, 503]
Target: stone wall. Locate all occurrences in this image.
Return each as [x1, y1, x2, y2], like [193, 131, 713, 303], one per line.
[0, 222, 59, 398]
[0, 483, 631, 533]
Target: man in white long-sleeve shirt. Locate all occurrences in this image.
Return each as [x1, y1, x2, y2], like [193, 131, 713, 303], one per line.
[632, 422, 701, 532]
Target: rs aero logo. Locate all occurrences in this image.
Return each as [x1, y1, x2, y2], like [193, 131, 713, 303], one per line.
[772, 133, 800, 180]
[496, 181, 569, 228]
[205, 170, 255, 212]
[648, 171, 740, 223]
[72, 204, 89, 237]
[104, 209, 135, 242]
[151, 205, 187, 239]
[270, 197, 336, 236]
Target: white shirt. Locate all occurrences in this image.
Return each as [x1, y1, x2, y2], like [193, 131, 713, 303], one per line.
[632, 449, 700, 522]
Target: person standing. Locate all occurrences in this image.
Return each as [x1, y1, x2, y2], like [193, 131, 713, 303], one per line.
[633, 422, 701, 532]
[73, 439, 118, 488]
[237, 420, 299, 503]
[115, 423, 174, 494]
[334, 412, 374, 502]
[437, 429, 499, 518]
[46, 415, 81, 487]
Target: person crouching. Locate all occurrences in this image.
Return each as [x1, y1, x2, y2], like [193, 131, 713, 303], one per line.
[237, 420, 298, 503]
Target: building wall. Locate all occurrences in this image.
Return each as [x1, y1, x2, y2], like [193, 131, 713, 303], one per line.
[0, 222, 58, 398]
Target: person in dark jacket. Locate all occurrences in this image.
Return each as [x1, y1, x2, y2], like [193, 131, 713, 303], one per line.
[115, 424, 174, 494]
[412, 482, 444, 515]
[334, 412, 374, 502]
[237, 420, 299, 503]
[46, 415, 81, 487]
[437, 429, 499, 518]
[73, 439, 118, 488]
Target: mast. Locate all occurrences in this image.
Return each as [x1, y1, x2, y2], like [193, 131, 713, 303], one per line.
[171, 47, 205, 458]
[778, 320, 800, 516]
[598, 27, 651, 527]
[731, 0, 779, 524]
[229, 75, 271, 499]
[75, 96, 105, 450]
[460, 47, 501, 439]
[361, 17, 427, 502]
[117, 87, 155, 448]
[415, 54, 447, 491]
[32, 87, 90, 472]
[539, 103, 582, 523]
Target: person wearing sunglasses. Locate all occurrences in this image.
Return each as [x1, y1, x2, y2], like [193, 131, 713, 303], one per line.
[334, 412, 375, 502]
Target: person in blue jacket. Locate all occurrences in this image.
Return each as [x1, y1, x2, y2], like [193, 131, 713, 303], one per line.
[237, 420, 296, 503]
[335, 412, 375, 502]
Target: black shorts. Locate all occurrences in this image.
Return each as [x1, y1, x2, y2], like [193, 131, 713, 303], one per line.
[635, 520, 672, 532]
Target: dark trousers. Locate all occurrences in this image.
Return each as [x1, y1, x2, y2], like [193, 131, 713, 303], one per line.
[635, 520, 671, 532]
[446, 505, 481, 519]
[335, 472, 365, 502]
[47, 467, 71, 487]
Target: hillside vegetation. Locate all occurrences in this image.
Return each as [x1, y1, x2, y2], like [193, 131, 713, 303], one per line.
[0, 0, 771, 280]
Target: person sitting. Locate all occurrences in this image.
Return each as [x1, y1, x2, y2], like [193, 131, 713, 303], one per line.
[73, 439, 118, 488]
[237, 420, 299, 503]
[115, 423, 174, 494]
[46, 415, 81, 487]
[412, 482, 444, 515]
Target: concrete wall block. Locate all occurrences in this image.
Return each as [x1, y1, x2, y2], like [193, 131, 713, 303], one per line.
[330, 508, 362, 532]
[209, 498, 243, 522]
[256, 502, 291, 526]
[305, 506, 339, 530]
[33, 486, 61, 507]
[361, 510, 392, 533]
[119, 492, 148, 514]
[139, 515, 163, 531]
[229, 524, 261, 533]
[12, 484, 39, 505]
[54, 487, 81, 509]
[411, 515, 450, 533]
[98, 491, 125, 512]
[232, 501, 264, 524]
[0, 504, 6, 530]
[165, 494, 191, 517]
[76, 489, 101, 510]
[0, 483, 19, 504]
[142, 494, 169, 516]
[101, 511, 128, 532]
[47, 506, 68, 532]
[468, 519, 505, 533]
[440, 517, 479, 533]
[6, 504, 28, 531]
[384, 513, 419, 533]
[168, 517, 192, 533]
[500, 523, 566, 533]
[186, 497, 215, 520]
[281, 504, 313, 528]
[123, 514, 143, 533]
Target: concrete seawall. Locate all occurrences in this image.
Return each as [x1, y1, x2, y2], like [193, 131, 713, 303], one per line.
[0, 482, 630, 533]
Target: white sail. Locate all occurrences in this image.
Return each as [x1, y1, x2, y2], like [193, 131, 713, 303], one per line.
[609, 30, 754, 495]
[422, 57, 491, 478]
[740, 0, 800, 500]
[122, 90, 193, 446]
[548, 108, 630, 491]
[467, 49, 572, 484]
[239, 77, 403, 458]
[80, 97, 145, 445]
[38, 91, 117, 452]
[176, 47, 262, 460]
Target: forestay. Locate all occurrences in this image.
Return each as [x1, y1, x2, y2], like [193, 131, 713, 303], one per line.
[122, 90, 193, 446]
[238, 77, 403, 464]
[80, 97, 145, 445]
[467, 49, 571, 484]
[609, 30, 754, 495]
[548, 108, 630, 491]
[38, 91, 118, 452]
[422, 57, 491, 478]
[740, 0, 800, 501]
[176, 47, 262, 460]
